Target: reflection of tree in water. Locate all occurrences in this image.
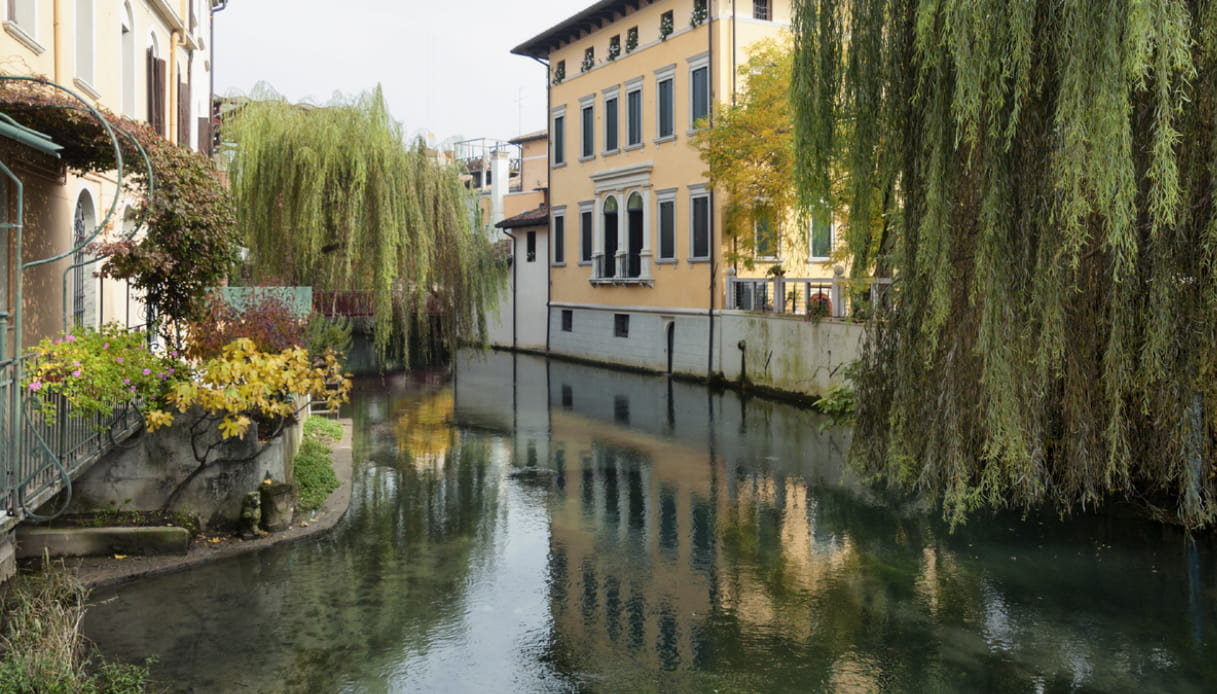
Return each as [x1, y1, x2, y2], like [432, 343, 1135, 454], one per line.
[392, 390, 455, 465]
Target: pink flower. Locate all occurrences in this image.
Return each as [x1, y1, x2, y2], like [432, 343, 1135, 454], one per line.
[72, 361, 80, 367]
[168, 368, 176, 374]
[102, 342, 109, 349]
[65, 334, 76, 343]
[170, 350, 179, 357]
[71, 370, 81, 377]
[28, 381, 42, 391]
[130, 385, 137, 392]
[142, 368, 152, 376]
[123, 379, 131, 385]
[157, 372, 166, 380]
[116, 357, 124, 363]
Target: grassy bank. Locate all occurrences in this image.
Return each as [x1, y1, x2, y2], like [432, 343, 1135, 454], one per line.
[295, 416, 344, 511]
[0, 560, 151, 693]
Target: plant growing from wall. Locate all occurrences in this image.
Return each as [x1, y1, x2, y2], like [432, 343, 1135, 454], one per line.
[224, 85, 503, 363]
[608, 35, 622, 61]
[0, 80, 239, 335]
[581, 47, 596, 72]
[551, 60, 566, 85]
[792, 0, 1217, 528]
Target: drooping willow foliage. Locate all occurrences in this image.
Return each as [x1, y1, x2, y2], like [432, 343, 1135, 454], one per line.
[225, 85, 503, 362]
[793, 0, 1217, 528]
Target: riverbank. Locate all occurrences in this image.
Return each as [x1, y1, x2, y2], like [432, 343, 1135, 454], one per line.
[62, 418, 354, 589]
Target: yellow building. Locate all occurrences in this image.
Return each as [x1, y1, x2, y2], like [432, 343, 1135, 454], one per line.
[1, 0, 216, 350]
[513, 0, 824, 375]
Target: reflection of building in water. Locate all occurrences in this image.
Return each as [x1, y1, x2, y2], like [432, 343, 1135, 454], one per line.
[455, 350, 876, 680]
[544, 400, 860, 677]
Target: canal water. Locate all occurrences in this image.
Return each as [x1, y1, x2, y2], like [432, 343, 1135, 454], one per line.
[84, 350, 1217, 693]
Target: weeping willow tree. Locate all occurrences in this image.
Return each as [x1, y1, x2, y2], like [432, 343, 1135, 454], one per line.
[224, 85, 503, 362]
[793, 0, 1217, 528]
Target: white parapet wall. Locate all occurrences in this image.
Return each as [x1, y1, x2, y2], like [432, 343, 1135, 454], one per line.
[714, 312, 866, 398]
[546, 305, 866, 398]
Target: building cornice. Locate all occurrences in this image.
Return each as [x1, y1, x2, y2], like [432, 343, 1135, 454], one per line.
[512, 0, 662, 60]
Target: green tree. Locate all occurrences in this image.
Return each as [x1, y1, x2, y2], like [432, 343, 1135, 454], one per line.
[224, 85, 503, 362]
[792, 0, 1217, 528]
[692, 38, 807, 267]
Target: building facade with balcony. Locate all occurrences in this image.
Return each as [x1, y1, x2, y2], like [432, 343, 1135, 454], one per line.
[513, 0, 828, 377]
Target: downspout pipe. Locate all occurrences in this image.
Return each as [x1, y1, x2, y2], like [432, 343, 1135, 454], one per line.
[502, 229, 518, 350]
[706, 2, 717, 378]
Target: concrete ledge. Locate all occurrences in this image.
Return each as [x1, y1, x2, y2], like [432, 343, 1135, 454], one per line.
[17, 526, 190, 559]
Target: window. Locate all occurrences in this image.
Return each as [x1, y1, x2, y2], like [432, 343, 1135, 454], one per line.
[614, 314, 630, 338]
[659, 10, 674, 39]
[655, 65, 675, 141]
[72, 190, 96, 327]
[553, 59, 566, 84]
[580, 98, 595, 159]
[146, 39, 167, 136]
[602, 195, 619, 278]
[526, 231, 537, 262]
[754, 208, 778, 259]
[121, 3, 135, 116]
[690, 187, 711, 259]
[5, 0, 39, 51]
[810, 210, 833, 260]
[657, 190, 676, 261]
[626, 26, 638, 53]
[552, 210, 566, 264]
[689, 54, 710, 128]
[608, 34, 621, 60]
[552, 108, 566, 166]
[582, 46, 595, 72]
[603, 87, 619, 153]
[753, 0, 771, 21]
[580, 203, 593, 263]
[625, 78, 643, 147]
[561, 310, 573, 332]
[75, 0, 94, 86]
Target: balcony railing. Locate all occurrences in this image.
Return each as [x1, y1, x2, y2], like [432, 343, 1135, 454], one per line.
[2, 353, 143, 527]
[726, 267, 894, 319]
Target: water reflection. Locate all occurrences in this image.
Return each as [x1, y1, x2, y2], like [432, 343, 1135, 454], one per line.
[82, 350, 1217, 693]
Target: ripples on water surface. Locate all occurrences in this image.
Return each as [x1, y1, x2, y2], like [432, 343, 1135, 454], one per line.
[84, 350, 1217, 693]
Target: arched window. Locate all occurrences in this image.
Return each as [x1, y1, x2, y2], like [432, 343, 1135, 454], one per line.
[72, 190, 96, 327]
[146, 34, 166, 135]
[602, 195, 619, 278]
[626, 193, 643, 278]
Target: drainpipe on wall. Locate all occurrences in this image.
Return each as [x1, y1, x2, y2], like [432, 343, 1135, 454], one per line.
[169, 30, 184, 142]
[531, 54, 552, 354]
[706, 2, 717, 378]
[502, 229, 518, 350]
[52, 0, 64, 82]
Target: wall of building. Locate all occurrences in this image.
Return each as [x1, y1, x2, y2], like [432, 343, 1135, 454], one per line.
[546, 303, 863, 398]
[488, 222, 549, 351]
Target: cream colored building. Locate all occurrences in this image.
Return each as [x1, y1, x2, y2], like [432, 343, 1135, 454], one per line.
[513, 0, 828, 376]
[1, 0, 215, 350]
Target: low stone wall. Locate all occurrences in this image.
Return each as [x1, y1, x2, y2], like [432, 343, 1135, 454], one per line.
[62, 407, 304, 530]
[713, 312, 865, 398]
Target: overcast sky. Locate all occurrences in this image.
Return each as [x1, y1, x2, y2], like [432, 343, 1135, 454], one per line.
[213, 0, 582, 144]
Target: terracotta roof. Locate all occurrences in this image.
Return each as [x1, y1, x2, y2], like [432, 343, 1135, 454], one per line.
[512, 0, 653, 60]
[495, 206, 550, 229]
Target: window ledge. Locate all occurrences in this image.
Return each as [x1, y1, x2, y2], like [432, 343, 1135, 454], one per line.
[602, 148, 619, 156]
[552, 261, 567, 267]
[623, 143, 644, 152]
[553, 161, 567, 169]
[590, 277, 654, 287]
[4, 22, 44, 54]
[655, 258, 678, 265]
[653, 134, 677, 145]
[578, 260, 593, 266]
[687, 257, 711, 263]
[578, 154, 596, 163]
[73, 78, 101, 101]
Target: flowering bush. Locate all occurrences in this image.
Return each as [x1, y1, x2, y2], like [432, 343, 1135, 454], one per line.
[23, 325, 182, 423]
[150, 338, 351, 440]
[184, 287, 309, 360]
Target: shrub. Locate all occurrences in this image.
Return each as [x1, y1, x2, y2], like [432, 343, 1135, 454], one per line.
[294, 416, 344, 511]
[23, 325, 182, 424]
[184, 287, 309, 361]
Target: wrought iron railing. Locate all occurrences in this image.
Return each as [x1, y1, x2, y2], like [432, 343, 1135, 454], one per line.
[2, 354, 142, 525]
